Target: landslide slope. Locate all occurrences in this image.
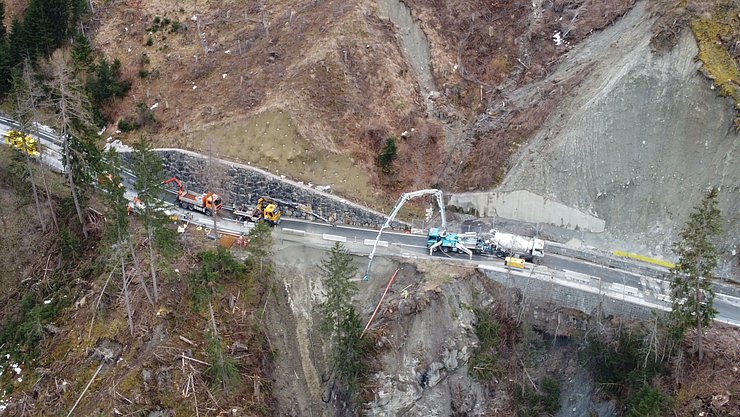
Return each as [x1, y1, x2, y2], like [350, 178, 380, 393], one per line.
[499, 1, 739, 259]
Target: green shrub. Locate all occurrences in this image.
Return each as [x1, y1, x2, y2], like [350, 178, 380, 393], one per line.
[584, 328, 669, 411]
[205, 329, 240, 392]
[513, 376, 561, 416]
[583, 331, 642, 396]
[188, 247, 247, 311]
[59, 227, 82, 262]
[540, 376, 561, 414]
[0, 289, 71, 360]
[377, 136, 397, 174]
[626, 384, 667, 417]
[117, 119, 137, 132]
[145, 36, 153, 46]
[468, 307, 502, 381]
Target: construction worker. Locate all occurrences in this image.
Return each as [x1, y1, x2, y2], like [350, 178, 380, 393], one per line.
[128, 196, 142, 215]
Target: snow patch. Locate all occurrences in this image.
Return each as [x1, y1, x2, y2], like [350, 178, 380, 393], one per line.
[103, 139, 133, 153]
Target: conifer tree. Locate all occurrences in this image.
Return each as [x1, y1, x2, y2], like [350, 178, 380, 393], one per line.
[87, 57, 131, 107]
[317, 242, 370, 406]
[669, 187, 722, 361]
[10, 64, 45, 232]
[71, 31, 93, 69]
[8, 19, 25, 65]
[100, 149, 135, 336]
[0, 44, 10, 96]
[45, 50, 100, 238]
[246, 221, 273, 280]
[318, 242, 359, 336]
[131, 137, 169, 303]
[0, 1, 6, 40]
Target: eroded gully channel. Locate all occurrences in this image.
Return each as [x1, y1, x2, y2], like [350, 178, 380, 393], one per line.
[377, 0, 465, 177]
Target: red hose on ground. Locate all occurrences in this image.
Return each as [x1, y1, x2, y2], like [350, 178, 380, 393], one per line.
[361, 268, 400, 338]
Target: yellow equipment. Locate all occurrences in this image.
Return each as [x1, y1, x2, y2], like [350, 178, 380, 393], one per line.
[4, 130, 40, 158]
[234, 197, 282, 226]
[505, 257, 525, 269]
[253, 197, 282, 226]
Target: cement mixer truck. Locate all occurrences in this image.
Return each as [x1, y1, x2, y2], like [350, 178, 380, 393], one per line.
[487, 230, 545, 264]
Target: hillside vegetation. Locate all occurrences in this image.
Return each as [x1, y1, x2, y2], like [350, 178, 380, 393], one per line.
[0, 0, 738, 415]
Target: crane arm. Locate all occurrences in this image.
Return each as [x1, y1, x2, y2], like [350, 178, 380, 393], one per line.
[265, 196, 333, 225]
[365, 189, 446, 280]
[161, 177, 184, 193]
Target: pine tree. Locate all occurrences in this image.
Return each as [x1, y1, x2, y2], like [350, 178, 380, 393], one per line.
[8, 19, 26, 65]
[71, 31, 93, 69]
[377, 136, 397, 174]
[131, 137, 169, 303]
[317, 242, 370, 407]
[332, 308, 370, 394]
[668, 187, 722, 362]
[0, 44, 10, 96]
[318, 242, 359, 336]
[246, 221, 273, 280]
[100, 149, 135, 336]
[10, 65, 45, 232]
[87, 57, 131, 107]
[0, 1, 6, 40]
[22, 0, 54, 58]
[45, 50, 100, 238]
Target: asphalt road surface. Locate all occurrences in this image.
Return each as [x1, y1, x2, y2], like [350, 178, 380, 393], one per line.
[4, 116, 739, 327]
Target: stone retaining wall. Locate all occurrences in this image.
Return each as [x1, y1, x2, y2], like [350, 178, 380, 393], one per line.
[147, 149, 402, 229]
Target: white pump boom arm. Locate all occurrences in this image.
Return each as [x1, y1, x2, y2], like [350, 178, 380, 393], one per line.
[364, 189, 446, 280]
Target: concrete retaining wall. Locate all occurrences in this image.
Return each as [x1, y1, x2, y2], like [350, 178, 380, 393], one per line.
[147, 149, 402, 229]
[449, 190, 606, 233]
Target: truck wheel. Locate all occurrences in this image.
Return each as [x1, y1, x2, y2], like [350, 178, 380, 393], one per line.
[442, 247, 449, 253]
[177, 199, 183, 208]
[205, 209, 212, 216]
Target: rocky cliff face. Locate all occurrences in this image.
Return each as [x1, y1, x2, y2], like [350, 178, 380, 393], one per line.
[464, 2, 738, 266]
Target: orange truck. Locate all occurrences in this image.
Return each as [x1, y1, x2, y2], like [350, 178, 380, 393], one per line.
[162, 177, 222, 216]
